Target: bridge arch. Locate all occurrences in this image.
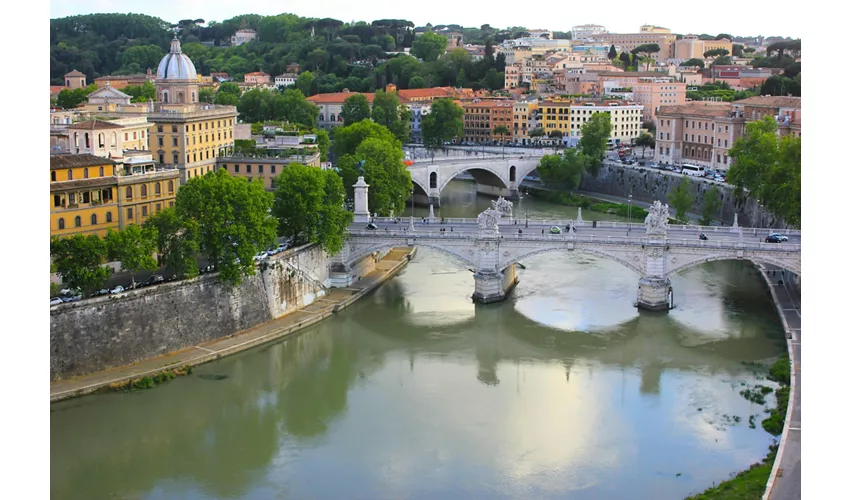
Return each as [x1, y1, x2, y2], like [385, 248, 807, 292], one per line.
[411, 178, 428, 196]
[514, 161, 541, 189]
[499, 245, 645, 276]
[437, 164, 510, 194]
[666, 253, 801, 277]
[345, 241, 476, 269]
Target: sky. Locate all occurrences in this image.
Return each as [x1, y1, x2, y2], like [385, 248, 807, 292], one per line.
[49, 0, 799, 39]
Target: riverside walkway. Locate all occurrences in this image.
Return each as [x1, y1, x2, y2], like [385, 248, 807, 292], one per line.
[760, 264, 801, 500]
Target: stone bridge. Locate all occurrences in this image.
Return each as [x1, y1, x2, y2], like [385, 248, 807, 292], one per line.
[406, 155, 543, 207]
[336, 178, 801, 310]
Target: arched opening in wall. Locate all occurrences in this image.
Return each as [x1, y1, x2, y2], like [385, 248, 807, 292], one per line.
[162, 91, 169, 103]
[454, 167, 509, 194]
[412, 181, 428, 197]
[98, 133, 105, 148]
[111, 132, 117, 147]
[510, 166, 516, 182]
[84, 133, 90, 148]
[429, 172, 437, 189]
[177, 92, 185, 103]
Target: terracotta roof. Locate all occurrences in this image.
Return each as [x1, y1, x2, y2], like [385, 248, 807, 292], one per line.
[733, 95, 801, 109]
[657, 102, 735, 118]
[50, 154, 116, 170]
[68, 119, 124, 130]
[245, 72, 270, 76]
[51, 176, 117, 190]
[462, 99, 515, 108]
[64, 70, 86, 77]
[596, 71, 673, 78]
[50, 86, 65, 95]
[307, 91, 376, 104]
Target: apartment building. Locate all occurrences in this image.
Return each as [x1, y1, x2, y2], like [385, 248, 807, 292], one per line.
[512, 100, 539, 145]
[654, 102, 745, 170]
[462, 99, 515, 144]
[595, 72, 685, 121]
[216, 152, 322, 191]
[593, 26, 677, 61]
[571, 24, 608, 41]
[569, 100, 644, 144]
[732, 95, 802, 138]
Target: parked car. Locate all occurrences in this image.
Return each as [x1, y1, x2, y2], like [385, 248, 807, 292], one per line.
[93, 288, 110, 297]
[145, 275, 164, 286]
[50, 297, 63, 306]
[765, 233, 789, 243]
[110, 285, 125, 294]
[366, 222, 378, 230]
[549, 226, 562, 234]
[62, 295, 81, 303]
[253, 252, 269, 262]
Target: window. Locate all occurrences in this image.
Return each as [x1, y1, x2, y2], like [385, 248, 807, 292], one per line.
[247, 165, 252, 173]
[67, 170, 73, 180]
[270, 179, 276, 189]
[141, 185, 148, 197]
[127, 207, 134, 219]
[169, 201, 174, 208]
[142, 206, 148, 216]
[193, 153, 197, 162]
[126, 186, 133, 199]
[74, 216, 81, 227]
[125, 133, 129, 141]
[159, 154, 165, 164]
[53, 195, 61, 207]
[84, 168, 89, 179]
[171, 125, 177, 133]
[51, 171, 56, 182]
[271, 165, 276, 174]
[106, 212, 112, 223]
[58, 218, 65, 230]
[91, 214, 98, 225]
[173, 153, 179, 164]
[168, 180, 174, 193]
[173, 137, 178, 147]
[156, 203, 161, 213]
[157, 125, 163, 133]
[159, 137, 164, 147]
[235, 164, 240, 173]
[724, 139, 728, 147]
[83, 192, 90, 204]
[69, 193, 76, 204]
[154, 182, 161, 195]
[192, 124, 196, 132]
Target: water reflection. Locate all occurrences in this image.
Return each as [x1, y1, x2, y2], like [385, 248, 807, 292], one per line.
[51, 188, 787, 500]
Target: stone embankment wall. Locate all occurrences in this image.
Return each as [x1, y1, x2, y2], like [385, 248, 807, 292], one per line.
[50, 244, 332, 380]
[579, 164, 790, 228]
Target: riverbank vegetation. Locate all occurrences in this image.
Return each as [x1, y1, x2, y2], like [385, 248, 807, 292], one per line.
[523, 188, 649, 221]
[687, 355, 791, 499]
[107, 366, 193, 392]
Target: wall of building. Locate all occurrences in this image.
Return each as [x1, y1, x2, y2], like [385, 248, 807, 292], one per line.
[578, 164, 790, 228]
[50, 244, 331, 380]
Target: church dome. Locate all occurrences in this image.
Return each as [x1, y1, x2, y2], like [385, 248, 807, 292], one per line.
[156, 37, 197, 81]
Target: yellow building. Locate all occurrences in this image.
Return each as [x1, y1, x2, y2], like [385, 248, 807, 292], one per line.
[540, 99, 573, 134]
[115, 152, 180, 227]
[216, 152, 322, 191]
[512, 101, 539, 145]
[50, 154, 119, 238]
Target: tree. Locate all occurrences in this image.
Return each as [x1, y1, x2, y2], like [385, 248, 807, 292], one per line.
[411, 31, 448, 62]
[296, 71, 316, 97]
[537, 150, 587, 192]
[634, 133, 656, 157]
[199, 87, 216, 103]
[681, 58, 705, 69]
[56, 84, 98, 109]
[315, 129, 330, 162]
[273, 164, 352, 253]
[578, 112, 613, 176]
[408, 76, 425, 89]
[631, 43, 661, 70]
[728, 117, 801, 227]
[105, 224, 159, 288]
[608, 44, 617, 60]
[50, 235, 110, 297]
[669, 178, 694, 222]
[732, 44, 745, 57]
[760, 75, 801, 97]
[493, 124, 510, 158]
[421, 98, 464, 161]
[700, 186, 721, 225]
[274, 88, 319, 128]
[332, 120, 399, 159]
[715, 33, 733, 41]
[355, 137, 412, 216]
[340, 93, 371, 126]
[122, 80, 157, 103]
[371, 89, 411, 143]
[494, 52, 506, 72]
[713, 55, 733, 66]
[215, 82, 241, 106]
[175, 169, 277, 286]
[703, 48, 730, 59]
[143, 208, 200, 279]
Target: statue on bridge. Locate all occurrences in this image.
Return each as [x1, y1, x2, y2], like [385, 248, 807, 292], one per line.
[477, 208, 501, 231]
[645, 201, 670, 236]
[491, 197, 513, 218]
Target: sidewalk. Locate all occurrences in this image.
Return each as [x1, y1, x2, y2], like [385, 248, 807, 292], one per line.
[759, 265, 801, 500]
[50, 247, 417, 403]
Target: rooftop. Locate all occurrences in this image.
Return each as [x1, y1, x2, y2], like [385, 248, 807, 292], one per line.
[64, 70, 86, 77]
[657, 102, 736, 118]
[50, 154, 116, 170]
[307, 91, 376, 104]
[733, 95, 802, 109]
[67, 119, 125, 131]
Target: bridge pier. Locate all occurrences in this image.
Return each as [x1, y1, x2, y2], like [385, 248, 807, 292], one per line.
[636, 276, 673, 311]
[472, 263, 518, 304]
[428, 194, 441, 208]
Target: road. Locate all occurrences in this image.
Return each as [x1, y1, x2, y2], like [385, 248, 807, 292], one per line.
[762, 265, 801, 500]
[349, 219, 801, 248]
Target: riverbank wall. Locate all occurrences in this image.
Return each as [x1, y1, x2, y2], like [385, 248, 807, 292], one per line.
[578, 164, 790, 229]
[50, 246, 417, 401]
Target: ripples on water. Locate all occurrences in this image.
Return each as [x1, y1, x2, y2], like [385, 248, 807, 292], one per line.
[51, 183, 787, 500]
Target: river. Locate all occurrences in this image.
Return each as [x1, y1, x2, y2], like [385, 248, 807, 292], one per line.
[50, 180, 787, 500]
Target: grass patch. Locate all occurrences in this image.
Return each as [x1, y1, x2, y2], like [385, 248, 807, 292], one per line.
[684, 444, 778, 500]
[523, 187, 647, 220]
[108, 365, 193, 392]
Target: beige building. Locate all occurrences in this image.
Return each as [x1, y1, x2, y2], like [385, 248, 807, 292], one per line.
[675, 36, 734, 60]
[244, 72, 272, 85]
[654, 102, 745, 170]
[594, 26, 677, 61]
[512, 100, 539, 145]
[231, 29, 257, 46]
[68, 117, 152, 157]
[596, 72, 686, 121]
[216, 153, 321, 191]
[732, 95, 802, 138]
[569, 100, 644, 144]
[64, 70, 87, 89]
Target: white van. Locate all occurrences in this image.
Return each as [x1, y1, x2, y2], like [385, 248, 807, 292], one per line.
[681, 164, 705, 177]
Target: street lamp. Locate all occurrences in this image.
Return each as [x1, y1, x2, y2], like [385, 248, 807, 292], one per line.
[410, 188, 414, 218]
[628, 193, 632, 232]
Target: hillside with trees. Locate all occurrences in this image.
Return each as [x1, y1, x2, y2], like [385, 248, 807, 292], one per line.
[50, 13, 510, 93]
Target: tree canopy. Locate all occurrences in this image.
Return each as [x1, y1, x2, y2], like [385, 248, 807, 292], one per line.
[143, 207, 200, 279]
[411, 32, 448, 62]
[50, 235, 110, 297]
[578, 113, 613, 176]
[352, 137, 413, 216]
[175, 168, 277, 285]
[537, 150, 587, 192]
[340, 93, 372, 126]
[422, 98, 464, 156]
[669, 178, 694, 222]
[332, 119, 399, 159]
[272, 164, 352, 253]
[105, 224, 158, 288]
[371, 89, 412, 143]
[728, 117, 801, 227]
[681, 58, 705, 69]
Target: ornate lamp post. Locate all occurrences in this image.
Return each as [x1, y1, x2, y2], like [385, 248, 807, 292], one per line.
[628, 193, 632, 233]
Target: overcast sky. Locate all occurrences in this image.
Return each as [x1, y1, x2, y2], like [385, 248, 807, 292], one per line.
[49, 1, 798, 39]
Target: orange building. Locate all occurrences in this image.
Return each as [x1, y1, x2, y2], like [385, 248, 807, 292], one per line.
[462, 99, 515, 144]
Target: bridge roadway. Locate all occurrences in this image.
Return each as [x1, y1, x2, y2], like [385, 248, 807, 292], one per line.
[351, 218, 802, 249]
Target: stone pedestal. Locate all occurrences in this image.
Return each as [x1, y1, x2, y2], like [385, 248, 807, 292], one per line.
[472, 264, 518, 304]
[637, 276, 672, 311]
[428, 195, 441, 208]
[353, 176, 370, 223]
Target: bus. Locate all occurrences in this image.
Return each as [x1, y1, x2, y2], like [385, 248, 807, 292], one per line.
[681, 164, 705, 177]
